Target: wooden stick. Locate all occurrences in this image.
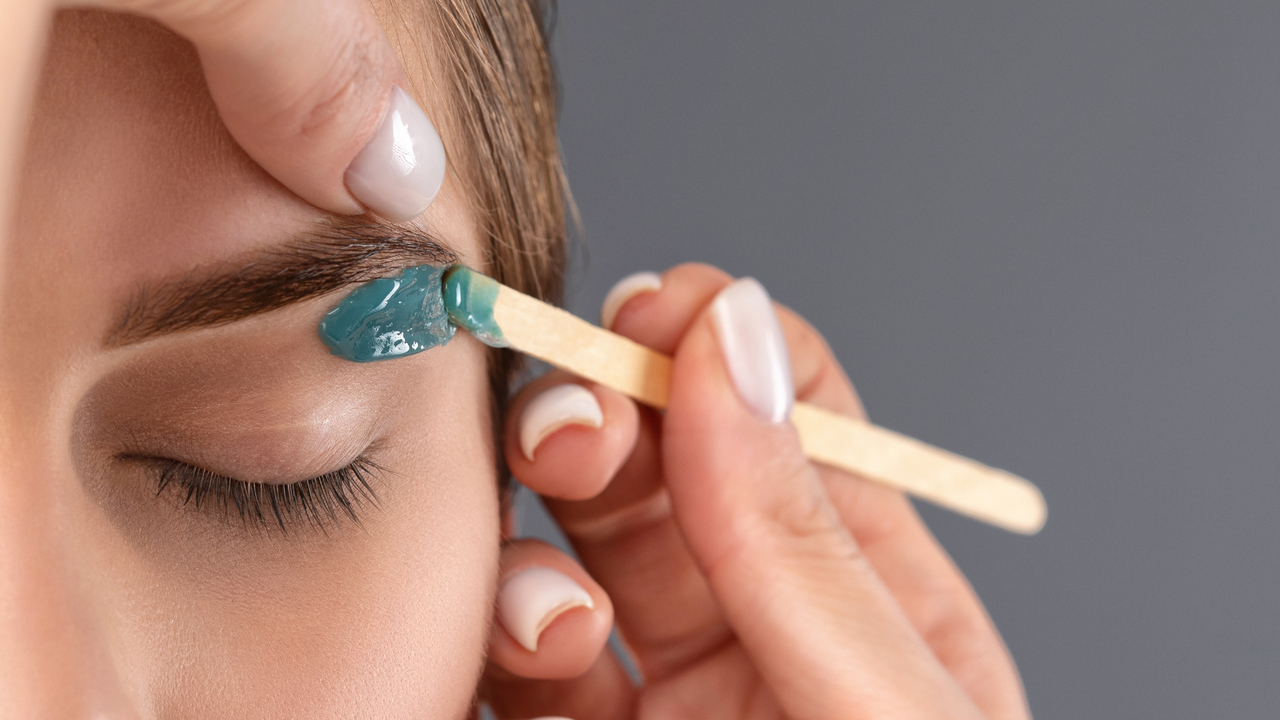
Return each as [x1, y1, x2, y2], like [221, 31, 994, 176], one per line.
[492, 282, 1047, 535]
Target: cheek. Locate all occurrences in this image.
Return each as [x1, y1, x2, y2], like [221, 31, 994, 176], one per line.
[93, 339, 501, 717]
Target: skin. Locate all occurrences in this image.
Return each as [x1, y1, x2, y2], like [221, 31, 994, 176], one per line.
[2, 10, 497, 717]
[0, 1, 1032, 718]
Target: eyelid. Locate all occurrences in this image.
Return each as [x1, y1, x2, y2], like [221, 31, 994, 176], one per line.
[133, 453, 385, 534]
[111, 401, 382, 487]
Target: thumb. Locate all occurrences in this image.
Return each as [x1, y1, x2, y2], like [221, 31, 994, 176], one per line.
[662, 278, 983, 719]
[101, 0, 445, 221]
[663, 276, 822, 573]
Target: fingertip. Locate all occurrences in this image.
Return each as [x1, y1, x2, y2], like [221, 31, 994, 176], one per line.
[608, 263, 735, 353]
[600, 271, 662, 330]
[708, 277, 795, 424]
[342, 85, 447, 221]
[517, 384, 604, 462]
[172, 0, 441, 217]
[490, 543, 614, 681]
[499, 567, 595, 652]
[506, 379, 639, 500]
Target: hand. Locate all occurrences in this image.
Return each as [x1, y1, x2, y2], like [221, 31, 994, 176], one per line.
[481, 264, 1031, 719]
[2, 0, 444, 229]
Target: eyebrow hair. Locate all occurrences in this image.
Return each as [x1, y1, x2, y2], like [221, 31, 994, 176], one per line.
[108, 217, 459, 346]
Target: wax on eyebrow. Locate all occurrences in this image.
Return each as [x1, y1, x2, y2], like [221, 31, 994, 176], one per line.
[319, 264, 510, 362]
[318, 264, 455, 362]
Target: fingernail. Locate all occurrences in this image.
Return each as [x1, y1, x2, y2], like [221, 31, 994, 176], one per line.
[711, 278, 794, 424]
[344, 85, 447, 222]
[518, 384, 603, 461]
[497, 567, 594, 652]
[600, 271, 662, 329]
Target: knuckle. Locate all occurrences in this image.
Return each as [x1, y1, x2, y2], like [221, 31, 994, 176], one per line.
[294, 21, 387, 139]
[766, 473, 851, 551]
[718, 450, 863, 575]
[556, 489, 674, 543]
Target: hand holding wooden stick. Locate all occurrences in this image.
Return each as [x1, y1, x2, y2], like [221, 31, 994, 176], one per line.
[452, 266, 1047, 535]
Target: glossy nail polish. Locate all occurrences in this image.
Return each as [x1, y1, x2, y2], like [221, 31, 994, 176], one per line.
[497, 567, 594, 652]
[600, 271, 662, 329]
[710, 278, 794, 424]
[344, 86, 447, 221]
[518, 384, 604, 461]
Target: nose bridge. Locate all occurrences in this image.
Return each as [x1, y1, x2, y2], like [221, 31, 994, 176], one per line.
[0, 420, 136, 719]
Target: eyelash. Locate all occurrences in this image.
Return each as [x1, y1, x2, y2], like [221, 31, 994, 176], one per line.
[149, 456, 383, 533]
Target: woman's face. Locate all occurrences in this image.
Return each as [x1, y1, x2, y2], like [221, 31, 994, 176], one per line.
[2, 11, 498, 716]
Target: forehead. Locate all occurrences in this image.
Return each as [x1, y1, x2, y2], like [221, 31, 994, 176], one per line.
[8, 11, 477, 344]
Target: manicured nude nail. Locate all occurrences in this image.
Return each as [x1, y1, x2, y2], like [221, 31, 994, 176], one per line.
[600, 271, 663, 329]
[344, 85, 447, 222]
[518, 384, 603, 461]
[711, 278, 795, 424]
[497, 567, 594, 652]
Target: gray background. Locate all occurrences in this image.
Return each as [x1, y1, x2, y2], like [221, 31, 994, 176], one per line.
[521, 2, 1280, 717]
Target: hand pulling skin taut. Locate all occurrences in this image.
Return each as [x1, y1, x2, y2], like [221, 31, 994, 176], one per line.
[318, 265, 1048, 535]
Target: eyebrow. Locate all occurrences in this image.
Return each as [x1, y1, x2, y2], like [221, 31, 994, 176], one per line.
[108, 217, 458, 346]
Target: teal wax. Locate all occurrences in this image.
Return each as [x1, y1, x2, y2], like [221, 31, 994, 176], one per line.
[319, 263, 511, 362]
[318, 264, 456, 362]
[442, 266, 508, 348]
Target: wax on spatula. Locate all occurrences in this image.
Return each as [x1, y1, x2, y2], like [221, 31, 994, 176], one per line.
[443, 266, 1047, 535]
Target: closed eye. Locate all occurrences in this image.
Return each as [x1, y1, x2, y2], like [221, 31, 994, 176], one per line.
[126, 454, 385, 534]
